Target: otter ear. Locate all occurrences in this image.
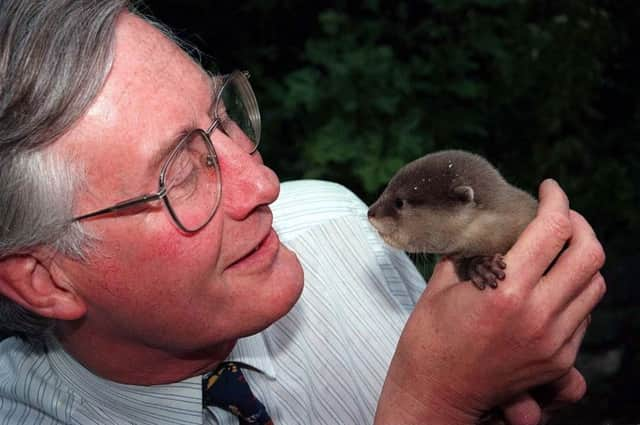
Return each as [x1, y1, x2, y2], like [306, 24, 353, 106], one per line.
[0, 255, 86, 321]
[451, 185, 475, 204]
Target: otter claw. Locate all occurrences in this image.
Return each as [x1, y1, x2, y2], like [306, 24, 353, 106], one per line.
[468, 254, 506, 290]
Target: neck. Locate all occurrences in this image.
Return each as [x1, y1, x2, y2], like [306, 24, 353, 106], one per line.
[55, 320, 236, 385]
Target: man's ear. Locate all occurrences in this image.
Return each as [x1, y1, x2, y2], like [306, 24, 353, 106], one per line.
[0, 255, 86, 321]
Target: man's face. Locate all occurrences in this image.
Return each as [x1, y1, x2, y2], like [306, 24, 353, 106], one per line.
[51, 14, 304, 355]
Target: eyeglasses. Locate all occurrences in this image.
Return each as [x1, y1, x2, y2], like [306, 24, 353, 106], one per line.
[72, 70, 260, 233]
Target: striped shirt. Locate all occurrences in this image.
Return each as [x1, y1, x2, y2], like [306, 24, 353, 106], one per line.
[0, 180, 426, 425]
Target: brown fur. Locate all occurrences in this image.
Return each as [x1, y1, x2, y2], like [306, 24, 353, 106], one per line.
[368, 150, 538, 288]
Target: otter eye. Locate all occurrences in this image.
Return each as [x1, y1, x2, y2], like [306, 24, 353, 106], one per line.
[395, 198, 405, 209]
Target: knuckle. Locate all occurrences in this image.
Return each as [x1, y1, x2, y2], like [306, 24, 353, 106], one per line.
[521, 315, 553, 353]
[553, 349, 577, 375]
[491, 286, 525, 313]
[533, 331, 557, 359]
[537, 344, 576, 377]
[542, 211, 572, 241]
[592, 274, 607, 301]
[534, 340, 556, 363]
[583, 241, 606, 271]
[529, 324, 565, 362]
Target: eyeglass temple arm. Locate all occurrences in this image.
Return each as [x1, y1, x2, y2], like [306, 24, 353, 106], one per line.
[73, 191, 165, 222]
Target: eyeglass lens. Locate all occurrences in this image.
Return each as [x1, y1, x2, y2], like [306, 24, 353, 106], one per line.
[217, 72, 261, 153]
[164, 131, 221, 232]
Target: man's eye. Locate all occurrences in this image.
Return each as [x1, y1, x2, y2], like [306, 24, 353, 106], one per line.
[167, 155, 199, 196]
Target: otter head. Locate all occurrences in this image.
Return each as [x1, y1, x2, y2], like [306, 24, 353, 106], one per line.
[367, 150, 502, 255]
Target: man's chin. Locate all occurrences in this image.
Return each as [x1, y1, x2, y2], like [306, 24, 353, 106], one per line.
[226, 243, 304, 342]
[253, 244, 304, 328]
[270, 243, 304, 312]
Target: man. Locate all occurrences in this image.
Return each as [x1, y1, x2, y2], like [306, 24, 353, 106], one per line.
[0, 1, 605, 424]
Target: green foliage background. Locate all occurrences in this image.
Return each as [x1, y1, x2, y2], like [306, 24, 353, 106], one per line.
[147, 1, 640, 423]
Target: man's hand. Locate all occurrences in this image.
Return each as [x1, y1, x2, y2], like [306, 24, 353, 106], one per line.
[375, 179, 606, 425]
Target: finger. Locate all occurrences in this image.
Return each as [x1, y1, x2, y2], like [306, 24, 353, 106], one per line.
[538, 367, 587, 408]
[569, 315, 590, 351]
[556, 272, 605, 341]
[550, 317, 589, 379]
[501, 393, 542, 425]
[423, 257, 460, 293]
[538, 210, 606, 312]
[558, 273, 606, 339]
[505, 179, 571, 290]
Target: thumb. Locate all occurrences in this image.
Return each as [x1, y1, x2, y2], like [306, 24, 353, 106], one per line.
[425, 257, 460, 294]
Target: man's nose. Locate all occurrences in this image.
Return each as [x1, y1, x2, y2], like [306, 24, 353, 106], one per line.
[214, 134, 280, 220]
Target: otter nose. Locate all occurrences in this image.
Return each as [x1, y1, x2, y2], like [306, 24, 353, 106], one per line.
[367, 204, 378, 219]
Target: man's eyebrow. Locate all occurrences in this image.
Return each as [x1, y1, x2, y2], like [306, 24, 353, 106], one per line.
[148, 74, 220, 172]
[148, 127, 192, 173]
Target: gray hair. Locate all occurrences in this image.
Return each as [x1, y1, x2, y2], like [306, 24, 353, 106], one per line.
[0, 0, 131, 341]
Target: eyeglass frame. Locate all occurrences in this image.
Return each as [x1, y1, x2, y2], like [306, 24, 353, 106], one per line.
[71, 70, 260, 233]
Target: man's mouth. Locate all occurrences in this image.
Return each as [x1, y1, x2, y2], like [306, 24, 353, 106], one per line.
[227, 229, 280, 271]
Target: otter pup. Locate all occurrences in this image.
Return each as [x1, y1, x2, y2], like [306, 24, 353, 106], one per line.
[368, 150, 538, 289]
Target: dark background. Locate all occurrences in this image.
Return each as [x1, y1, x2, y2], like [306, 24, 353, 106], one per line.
[142, 1, 639, 423]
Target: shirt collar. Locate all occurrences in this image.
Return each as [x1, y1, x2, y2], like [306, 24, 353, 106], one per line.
[228, 332, 276, 380]
[45, 333, 275, 425]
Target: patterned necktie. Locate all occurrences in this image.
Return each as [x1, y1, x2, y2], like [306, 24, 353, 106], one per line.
[203, 361, 274, 425]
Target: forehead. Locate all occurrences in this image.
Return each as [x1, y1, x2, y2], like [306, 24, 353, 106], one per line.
[97, 13, 211, 131]
[57, 13, 213, 190]
[111, 15, 208, 90]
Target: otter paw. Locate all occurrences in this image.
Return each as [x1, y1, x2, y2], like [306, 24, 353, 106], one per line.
[468, 254, 506, 290]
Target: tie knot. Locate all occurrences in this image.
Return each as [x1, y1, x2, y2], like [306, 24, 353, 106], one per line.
[203, 362, 273, 425]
